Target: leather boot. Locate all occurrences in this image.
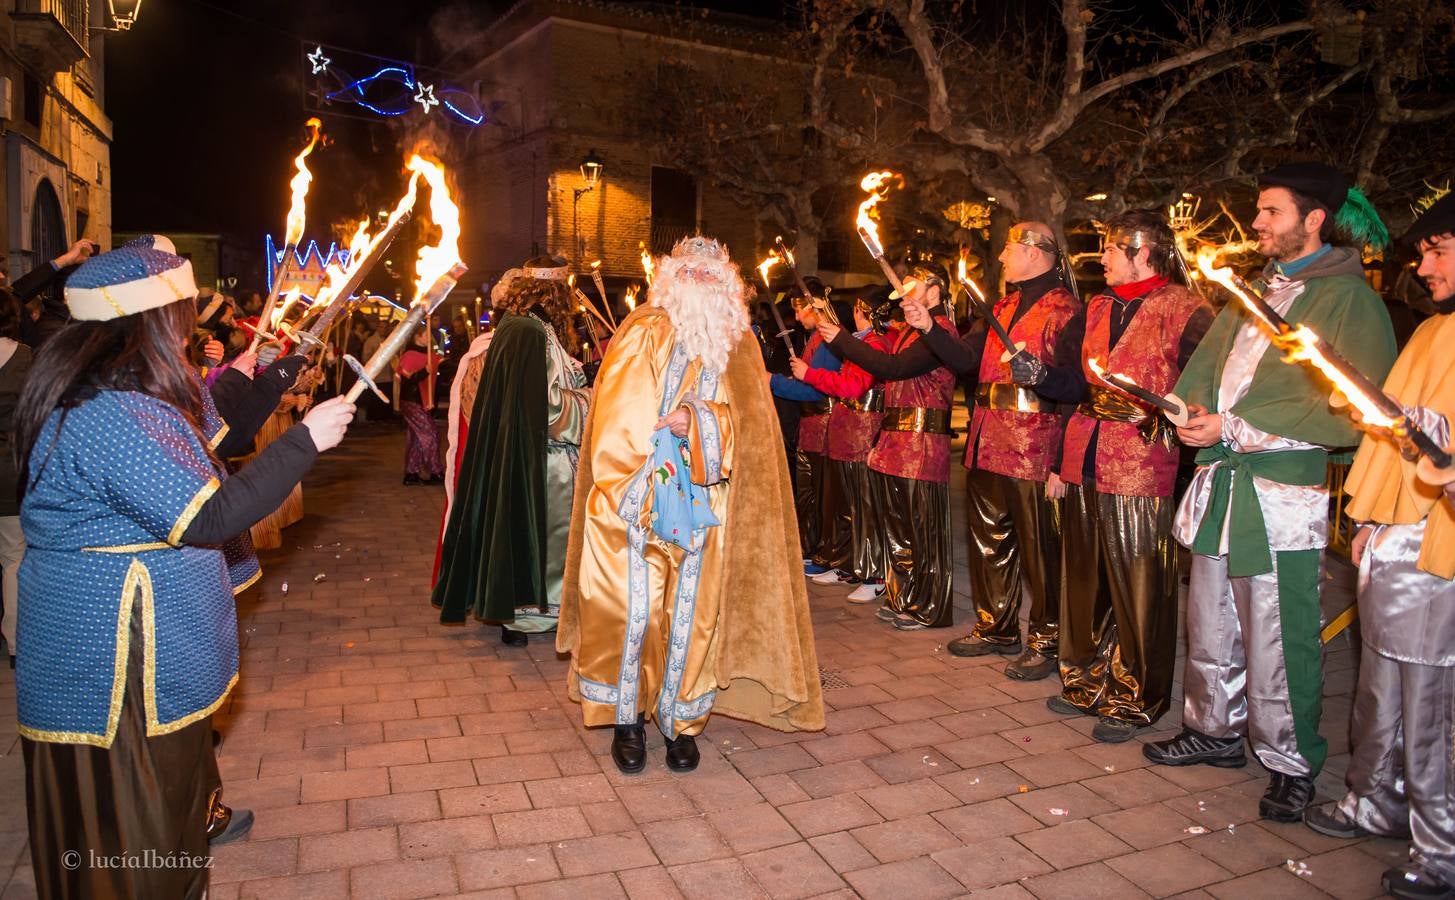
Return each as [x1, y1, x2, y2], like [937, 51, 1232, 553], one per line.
[500, 626, 528, 647]
[612, 716, 647, 774]
[664, 733, 700, 772]
[1004, 647, 1057, 681]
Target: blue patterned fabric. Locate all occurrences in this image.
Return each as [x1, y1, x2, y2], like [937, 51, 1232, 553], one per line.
[66, 246, 185, 289]
[647, 428, 719, 552]
[17, 391, 239, 746]
[198, 376, 261, 593]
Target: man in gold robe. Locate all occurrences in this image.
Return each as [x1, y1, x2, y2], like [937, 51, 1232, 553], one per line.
[559, 235, 824, 774]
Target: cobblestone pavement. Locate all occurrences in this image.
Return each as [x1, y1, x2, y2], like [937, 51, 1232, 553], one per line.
[0, 420, 1400, 899]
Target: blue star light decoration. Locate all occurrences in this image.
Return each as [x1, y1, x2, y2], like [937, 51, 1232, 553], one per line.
[308, 46, 331, 75]
[305, 41, 487, 128]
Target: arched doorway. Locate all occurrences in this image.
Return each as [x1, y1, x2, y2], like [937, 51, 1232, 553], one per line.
[29, 178, 67, 303]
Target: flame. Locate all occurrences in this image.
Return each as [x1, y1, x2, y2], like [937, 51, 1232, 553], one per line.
[1085, 357, 1135, 388]
[590, 260, 602, 271]
[625, 285, 639, 311]
[284, 118, 324, 247]
[314, 175, 422, 313]
[1196, 245, 1283, 334]
[955, 256, 987, 304]
[757, 251, 780, 286]
[856, 171, 901, 258]
[1280, 325, 1398, 428]
[270, 289, 301, 331]
[639, 242, 655, 285]
[406, 153, 462, 304]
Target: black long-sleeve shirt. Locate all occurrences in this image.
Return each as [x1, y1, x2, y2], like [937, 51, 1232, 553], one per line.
[209, 355, 308, 458]
[182, 424, 317, 544]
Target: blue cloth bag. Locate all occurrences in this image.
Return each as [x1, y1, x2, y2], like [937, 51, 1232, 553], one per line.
[647, 426, 720, 552]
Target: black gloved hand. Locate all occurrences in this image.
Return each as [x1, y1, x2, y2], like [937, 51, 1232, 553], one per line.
[1008, 351, 1047, 386]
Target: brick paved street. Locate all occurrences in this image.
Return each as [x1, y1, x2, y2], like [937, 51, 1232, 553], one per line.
[0, 420, 1403, 898]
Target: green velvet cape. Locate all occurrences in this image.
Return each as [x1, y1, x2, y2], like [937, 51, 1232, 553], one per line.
[433, 313, 548, 623]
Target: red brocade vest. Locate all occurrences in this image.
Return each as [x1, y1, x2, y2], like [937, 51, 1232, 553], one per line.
[1059, 283, 1204, 497]
[966, 286, 1080, 481]
[819, 330, 893, 463]
[868, 316, 956, 483]
[797, 332, 831, 453]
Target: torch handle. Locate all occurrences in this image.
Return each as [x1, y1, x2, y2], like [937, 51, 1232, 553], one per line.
[305, 210, 413, 339]
[764, 296, 798, 361]
[346, 303, 427, 404]
[252, 247, 295, 353]
[1105, 375, 1183, 416]
[962, 287, 1018, 358]
[589, 270, 615, 328]
[872, 257, 905, 294]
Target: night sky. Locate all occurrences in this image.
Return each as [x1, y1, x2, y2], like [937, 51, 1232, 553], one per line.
[105, 0, 794, 254]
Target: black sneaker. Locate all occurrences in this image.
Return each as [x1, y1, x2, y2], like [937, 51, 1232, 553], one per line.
[1142, 728, 1247, 768]
[1045, 695, 1086, 716]
[1384, 864, 1455, 900]
[1092, 717, 1143, 743]
[1260, 772, 1316, 822]
[946, 634, 1021, 658]
[1303, 803, 1405, 839]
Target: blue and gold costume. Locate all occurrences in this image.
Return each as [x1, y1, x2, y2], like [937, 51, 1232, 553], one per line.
[18, 390, 239, 747]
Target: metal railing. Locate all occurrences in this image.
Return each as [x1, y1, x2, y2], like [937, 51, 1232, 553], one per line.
[15, 0, 89, 48]
[649, 222, 697, 256]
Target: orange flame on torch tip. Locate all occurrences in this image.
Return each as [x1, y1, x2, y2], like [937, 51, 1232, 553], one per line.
[1195, 245, 1283, 334]
[406, 154, 462, 305]
[625, 285, 639, 311]
[757, 251, 780, 286]
[270, 289, 301, 331]
[639, 242, 655, 285]
[284, 118, 324, 247]
[856, 171, 901, 256]
[314, 174, 422, 311]
[1280, 325, 1399, 429]
[1085, 357, 1136, 387]
[590, 259, 602, 271]
[955, 256, 987, 303]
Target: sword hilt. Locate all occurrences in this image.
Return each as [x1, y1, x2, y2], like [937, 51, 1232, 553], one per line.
[342, 354, 389, 404]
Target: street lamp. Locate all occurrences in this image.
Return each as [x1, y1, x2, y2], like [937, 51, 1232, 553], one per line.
[94, 0, 143, 31]
[572, 149, 605, 265]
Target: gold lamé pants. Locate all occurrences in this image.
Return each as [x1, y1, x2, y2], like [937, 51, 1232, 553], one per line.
[963, 468, 1061, 651]
[813, 458, 855, 572]
[1057, 482, 1178, 724]
[872, 470, 953, 626]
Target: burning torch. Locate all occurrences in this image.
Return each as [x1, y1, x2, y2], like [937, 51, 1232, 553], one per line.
[253, 118, 324, 352]
[588, 260, 617, 328]
[756, 252, 797, 361]
[1086, 358, 1191, 426]
[956, 256, 1026, 363]
[344, 155, 467, 405]
[773, 236, 839, 326]
[1196, 248, 1451, 474]
[854, 171, 908, 294]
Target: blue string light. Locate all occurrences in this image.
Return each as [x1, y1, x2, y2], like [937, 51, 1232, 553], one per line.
[307, 42, 487, 128]
[263, 234, 353, 293]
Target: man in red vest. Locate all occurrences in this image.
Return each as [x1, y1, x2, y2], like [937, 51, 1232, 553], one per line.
[1046, 210, 1212, 742]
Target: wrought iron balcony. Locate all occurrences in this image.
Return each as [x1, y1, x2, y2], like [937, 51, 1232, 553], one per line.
[12, 0, 90, 76]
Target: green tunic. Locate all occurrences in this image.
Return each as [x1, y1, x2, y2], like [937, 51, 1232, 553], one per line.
[433, 312, 588, 628]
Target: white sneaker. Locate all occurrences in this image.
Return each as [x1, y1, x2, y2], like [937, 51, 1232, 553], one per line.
[811, 569, 846, 585]
[847, 583, 883, 603]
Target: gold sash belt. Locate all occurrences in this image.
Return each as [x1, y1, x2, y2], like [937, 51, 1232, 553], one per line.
[880, 406, 951, 434]
[974, 382, 1045, 413]
[842, 388, 885, 412]
[800, 398, 837, 416]
[1079, 385, 1149, 423]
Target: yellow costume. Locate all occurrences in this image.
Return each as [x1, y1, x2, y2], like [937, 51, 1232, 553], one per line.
[559, 304, 824, 739]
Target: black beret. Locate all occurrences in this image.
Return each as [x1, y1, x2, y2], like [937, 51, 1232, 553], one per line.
[1405, 192, 1455, 246]
[1259, 163, 1351, 214]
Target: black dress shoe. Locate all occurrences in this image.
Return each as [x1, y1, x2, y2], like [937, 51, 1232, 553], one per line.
[1142, 727, 1247, 768]
[612, 719, 647, 775]
[1004, 647, 1057, 681]
[1384, 863, 1455, 900]
[500, 626, 528, 647]
[403, 472, 422, 485]
[1260, 772, 1316, 822]
[946, 634, 1021, 658]
[206, 806, 254, 846]
[665, 733, 700, 772]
